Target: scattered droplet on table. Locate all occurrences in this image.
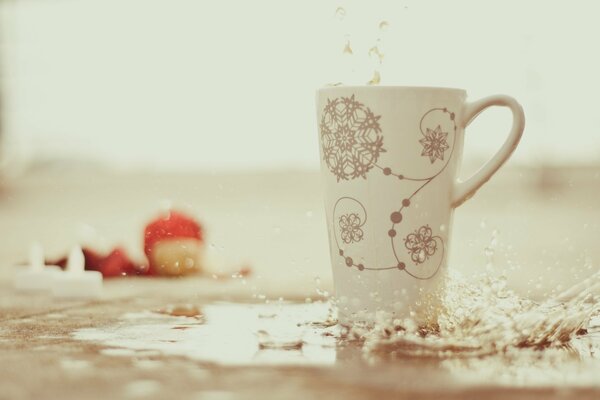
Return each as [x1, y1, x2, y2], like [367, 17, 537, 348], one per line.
[156, 304, 203, 318]
[379, 21, 389, 31]
[257, 330, 304, 350]
[335, 7, 346, 20]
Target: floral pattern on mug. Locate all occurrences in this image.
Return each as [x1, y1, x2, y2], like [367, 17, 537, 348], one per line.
[404, 225, 437, 265]
[419, 125, 449, 163]
[320, 95, 385, 181]
[326, 104, 459, 278]
[339, 213, 364, 244]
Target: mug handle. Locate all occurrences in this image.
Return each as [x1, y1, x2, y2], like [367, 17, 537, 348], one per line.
[452, 95, 525, 207]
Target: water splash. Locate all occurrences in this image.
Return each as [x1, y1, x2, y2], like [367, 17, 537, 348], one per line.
[352, 270, 600, 359]
[484, 229, 499, 271]
[314, 276, 331, 298]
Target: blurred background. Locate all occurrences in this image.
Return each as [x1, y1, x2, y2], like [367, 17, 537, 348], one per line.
[0, 0, 599, 298]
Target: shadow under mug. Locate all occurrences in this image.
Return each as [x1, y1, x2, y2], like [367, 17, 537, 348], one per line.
[316, 86, 525, 324]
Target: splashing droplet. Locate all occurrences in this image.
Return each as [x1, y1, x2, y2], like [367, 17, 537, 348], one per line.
[343, 39, 353, 55]
[335, 7, 346, 20]
[368, 46, 384, 64]
[367, 70, 381, 85]
[357, 269, 600, 360]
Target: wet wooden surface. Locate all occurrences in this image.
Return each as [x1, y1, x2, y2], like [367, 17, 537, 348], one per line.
[1, 165, 599, 399]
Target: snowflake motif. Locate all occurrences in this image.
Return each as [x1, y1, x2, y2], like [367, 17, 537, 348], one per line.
[320, 95, 386, 181]
[404, 225, 437, 265]
[419, 125, 449, 163]
[339, 213, 364, 244]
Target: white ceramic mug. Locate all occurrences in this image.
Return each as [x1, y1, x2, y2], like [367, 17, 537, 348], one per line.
[316, 86, 525, 324]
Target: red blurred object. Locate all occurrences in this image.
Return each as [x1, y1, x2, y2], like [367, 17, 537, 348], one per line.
[99, 248, 145, 277]
[144, 211, 203, 254]
[143, 210, 204, 274]
[46, 210, 209, 278]
[49, 247, 149, 278]
[99, 248, 132, 277]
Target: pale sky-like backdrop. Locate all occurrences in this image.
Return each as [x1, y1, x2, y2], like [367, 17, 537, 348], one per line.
[1, 0, 599, 171]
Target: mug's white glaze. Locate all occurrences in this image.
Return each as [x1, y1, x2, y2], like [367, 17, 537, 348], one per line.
[316, 86, 524, 324]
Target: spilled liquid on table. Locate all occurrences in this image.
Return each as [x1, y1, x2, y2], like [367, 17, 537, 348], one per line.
[72, 266, 600, 385]
[74, 302, 338, 366]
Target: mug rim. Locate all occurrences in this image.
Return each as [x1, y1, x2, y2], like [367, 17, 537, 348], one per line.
[317, 85, 466, 95]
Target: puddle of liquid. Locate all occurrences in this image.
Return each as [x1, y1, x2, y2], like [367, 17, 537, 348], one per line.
[71, 269, 600, 386]
[74, 302, 337, 366]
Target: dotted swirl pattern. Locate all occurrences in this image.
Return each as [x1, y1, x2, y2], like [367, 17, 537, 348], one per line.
[321, 97, 457, 280]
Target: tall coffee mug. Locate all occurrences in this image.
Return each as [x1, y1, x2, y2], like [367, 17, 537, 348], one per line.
[316, 86, 524, 324]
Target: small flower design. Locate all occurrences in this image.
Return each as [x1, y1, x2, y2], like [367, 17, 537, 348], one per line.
[339, 213, 364, 244]
[404, 225, 437, 265]
[419, 125, 449, 163]
[335, 125, 356, 153]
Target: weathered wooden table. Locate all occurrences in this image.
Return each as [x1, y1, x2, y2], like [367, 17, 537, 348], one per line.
[1, 165, 599, 399]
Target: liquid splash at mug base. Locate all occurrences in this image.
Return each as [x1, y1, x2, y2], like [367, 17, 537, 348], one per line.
[346, 270, 600, 361]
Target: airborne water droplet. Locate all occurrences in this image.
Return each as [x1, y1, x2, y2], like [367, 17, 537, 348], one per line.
[367, 70, 381, 85]
[343, 39, 353, 55]
[335, 6, 346, 20]
[368, 46, 384, 64]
